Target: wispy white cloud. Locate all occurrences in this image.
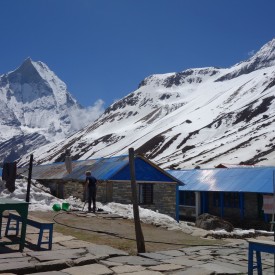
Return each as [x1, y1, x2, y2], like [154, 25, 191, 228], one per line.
[69, 99, 105, 131]
[248, 50, 255, 56]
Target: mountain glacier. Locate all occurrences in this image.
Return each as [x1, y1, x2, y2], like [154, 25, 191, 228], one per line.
[18, 38, 275, 169]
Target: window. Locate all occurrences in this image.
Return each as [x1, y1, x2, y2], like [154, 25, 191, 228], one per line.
[139, 184, 153, 204]
[213, 192, 239, 208]
[179, 191, 195, 206]
[224, 192, 239, 208]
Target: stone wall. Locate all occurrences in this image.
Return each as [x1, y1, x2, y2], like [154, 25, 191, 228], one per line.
[39, 180, 85, 201]
[38, 180, 64, 199]
[97, 181, 177, 219]
[39, 180, 177, 219]
[112, 182, 132, 204]
[97, 181, 107, 202]
[63, 181, 85, 201]
[152, 182, 177, 218]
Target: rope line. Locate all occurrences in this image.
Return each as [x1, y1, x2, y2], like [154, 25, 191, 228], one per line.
[52, 211, 224, 247]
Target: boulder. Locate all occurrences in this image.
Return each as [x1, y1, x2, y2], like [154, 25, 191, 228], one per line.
[195, 213, 234, 232]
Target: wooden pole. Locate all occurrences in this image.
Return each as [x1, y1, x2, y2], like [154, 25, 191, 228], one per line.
[26, 154, 33, 203]
[128, 148, 145, 253]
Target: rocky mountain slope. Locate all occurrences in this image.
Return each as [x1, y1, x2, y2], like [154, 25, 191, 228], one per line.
[0, 58, 85, 162]
[18, 39, 275, 169]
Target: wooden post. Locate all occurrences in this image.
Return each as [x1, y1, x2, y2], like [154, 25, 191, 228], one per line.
[195, 191, 201, 218]
[26, 154, 33, 203]
[176, 185, 179, 222]
[128, 148, 145, 253]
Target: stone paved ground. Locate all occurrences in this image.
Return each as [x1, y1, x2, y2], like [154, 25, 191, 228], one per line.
[0, 216, 274, 274]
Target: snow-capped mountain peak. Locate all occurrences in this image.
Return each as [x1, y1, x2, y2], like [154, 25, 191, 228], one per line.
[216, 38, 275, 82]
[250, 38, 275, 66]
[0, 59, 85, 162]
[8, 57, 43, 85]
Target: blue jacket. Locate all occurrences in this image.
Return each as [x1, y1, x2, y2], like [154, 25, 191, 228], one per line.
[86, 176, 97, 188]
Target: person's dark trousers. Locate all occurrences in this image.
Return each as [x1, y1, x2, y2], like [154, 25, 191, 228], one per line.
[88, 186, 97, 212]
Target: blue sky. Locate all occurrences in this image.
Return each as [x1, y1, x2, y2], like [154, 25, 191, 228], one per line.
[0, 0, 275, 108]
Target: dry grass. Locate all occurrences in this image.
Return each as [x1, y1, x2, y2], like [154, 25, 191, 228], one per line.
[31, 210, 225, 255]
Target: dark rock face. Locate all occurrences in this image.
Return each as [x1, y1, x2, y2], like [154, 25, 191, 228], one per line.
[104, 92, 139, 114]
[163, 68, 220, 88]
[7, 58, 43, 85]
[195, 213, 234, 232]
[0, 133, 48, 163]
[233, 96, 275, 125]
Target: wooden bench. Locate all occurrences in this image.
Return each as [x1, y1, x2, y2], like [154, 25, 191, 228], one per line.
[5, 212, 54, 250]
[248, 239, 275, 275]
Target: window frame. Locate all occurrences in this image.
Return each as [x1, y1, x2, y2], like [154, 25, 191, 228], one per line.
[213, 192, 240, 208]
[179, 191, 196, 206]
[138, 183, 154, 205]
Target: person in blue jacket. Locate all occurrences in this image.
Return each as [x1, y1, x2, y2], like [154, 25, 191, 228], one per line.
[85, 171, 97, 212]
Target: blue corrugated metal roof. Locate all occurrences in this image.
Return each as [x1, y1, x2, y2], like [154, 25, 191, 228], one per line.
[111, 158, 177, 182]
[18, 162, 71, 180]
[18, 155, 180, 183]
[64, 155, 129, 181]
[168, 167, 275, 193]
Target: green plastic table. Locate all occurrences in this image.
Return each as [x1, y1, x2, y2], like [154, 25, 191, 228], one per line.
[0, 198, 29, 251]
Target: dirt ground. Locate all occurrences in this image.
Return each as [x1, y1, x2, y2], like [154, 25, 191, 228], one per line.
[29, 210, 225, 255]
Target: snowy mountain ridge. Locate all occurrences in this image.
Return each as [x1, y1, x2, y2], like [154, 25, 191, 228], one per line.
[18, 38, 275, 169]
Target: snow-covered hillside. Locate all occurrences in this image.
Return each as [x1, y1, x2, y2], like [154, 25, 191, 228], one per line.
[0, 58, 103, 162]
[18, 39, 275, 169]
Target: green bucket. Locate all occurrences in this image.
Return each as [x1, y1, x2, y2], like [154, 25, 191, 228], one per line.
[62, 202, 70, 211]
[52, 203, 61, 212]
